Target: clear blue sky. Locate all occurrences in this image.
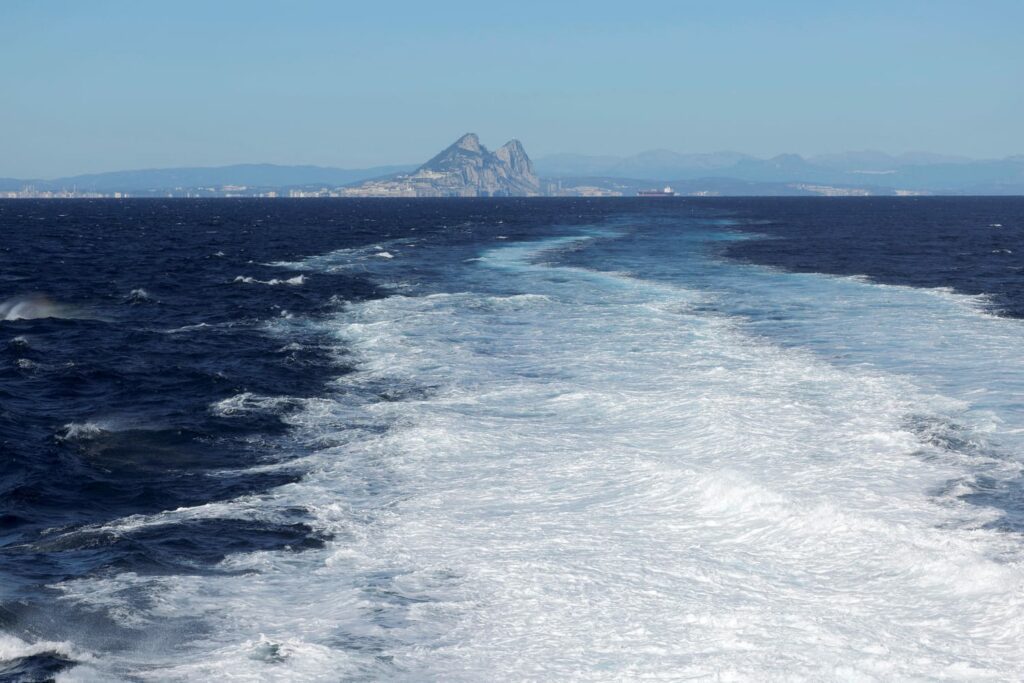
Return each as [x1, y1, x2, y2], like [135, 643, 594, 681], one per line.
[2, 0, 1021, 177]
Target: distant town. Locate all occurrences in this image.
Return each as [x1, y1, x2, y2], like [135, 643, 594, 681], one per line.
[2, 185, 329, 199]
[0, 182, 633, 199]
[0, 182, 933, 200]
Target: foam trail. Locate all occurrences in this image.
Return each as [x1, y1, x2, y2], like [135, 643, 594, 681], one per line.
[638, 224, 1024, 458]
[52, 231, 1024, 680]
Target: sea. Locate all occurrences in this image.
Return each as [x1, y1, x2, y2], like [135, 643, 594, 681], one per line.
[1, 197, 1023, 681]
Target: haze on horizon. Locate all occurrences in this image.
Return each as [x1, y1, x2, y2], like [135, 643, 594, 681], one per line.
[2, 0, 1022, 178]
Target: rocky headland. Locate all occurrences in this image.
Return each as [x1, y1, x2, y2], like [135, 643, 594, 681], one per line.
[342, 133, 541, 197]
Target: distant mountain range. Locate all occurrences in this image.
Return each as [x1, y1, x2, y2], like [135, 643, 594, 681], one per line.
[0, 163, 414, 193]
[533, 150, 1024, 194]
[3, 145, 1023, 197]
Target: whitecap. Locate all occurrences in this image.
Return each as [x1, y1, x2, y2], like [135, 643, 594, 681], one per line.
[233, 275, 306, 286]
[0, 633, 89, 664]
[164, 322, 212, 334]
[57, 422, 107, 441]
[268, 238, 419, 272]
[127, 288, 153, 303]
[210, 392, 303, 417]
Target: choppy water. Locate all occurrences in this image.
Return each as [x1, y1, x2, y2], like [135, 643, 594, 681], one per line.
[1, 197, 1023, 680]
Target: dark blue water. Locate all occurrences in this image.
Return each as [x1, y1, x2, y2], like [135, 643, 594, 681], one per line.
[0, 199, 625, 680]
[1, 197, 1022, 680]
[718, 197, 1024, 318]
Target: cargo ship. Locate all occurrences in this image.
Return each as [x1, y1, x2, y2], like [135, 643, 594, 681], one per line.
[637, 186, 676, 197]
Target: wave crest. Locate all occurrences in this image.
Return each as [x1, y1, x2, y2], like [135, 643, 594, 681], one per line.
[0, 295, 79, 321]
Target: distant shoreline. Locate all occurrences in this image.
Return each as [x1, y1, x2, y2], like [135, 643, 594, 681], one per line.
[3, 194, 1023, 200]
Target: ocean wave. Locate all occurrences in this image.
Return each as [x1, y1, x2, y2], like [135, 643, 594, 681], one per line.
[0, 633, 91, 668]
[0, 636, 69, 662]
[0, 294, 82, 321]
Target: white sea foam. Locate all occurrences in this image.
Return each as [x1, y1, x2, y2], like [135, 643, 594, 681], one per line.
[210, 392, 306, 417]
[269, 238, 418, 272]
[55, 418, 165, 443]
[57, 422, 108, 441]
[233, 275, 306, 286]
[50, 231, 1024, 680]
[163, 322, 212, 334]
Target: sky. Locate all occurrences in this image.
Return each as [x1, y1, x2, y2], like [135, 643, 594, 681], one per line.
[1, 0, 1022, 178]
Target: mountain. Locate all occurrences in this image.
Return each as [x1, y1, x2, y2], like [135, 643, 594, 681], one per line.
[532, 153, 624, 177]
[342, 134, 541, 197]
[808, 150, 972, 172]
[537, 151, 840, 183]
[0, 164, 416, 193]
